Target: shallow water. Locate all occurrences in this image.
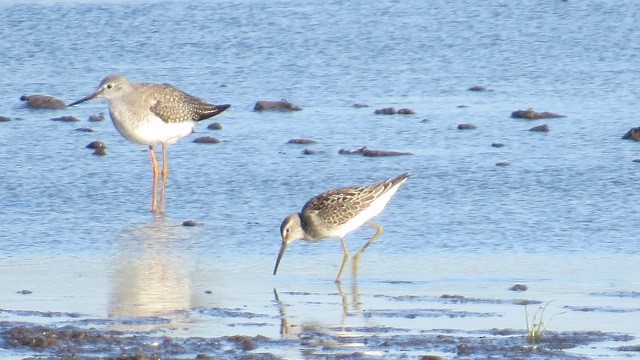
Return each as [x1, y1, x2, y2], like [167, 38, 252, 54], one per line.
[1, 0, 639, 358]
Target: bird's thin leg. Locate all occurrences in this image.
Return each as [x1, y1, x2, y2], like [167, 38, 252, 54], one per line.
[358, 222, 384, 254]
[352, 222, 384, 277]
[149, 145, 159, 213]
[335, 237, 350, 283]
[159, 142, 169, 212]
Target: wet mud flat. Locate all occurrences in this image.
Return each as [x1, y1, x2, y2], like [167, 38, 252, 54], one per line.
[1, 291, 638, 360]
[0, 318, 634, 360]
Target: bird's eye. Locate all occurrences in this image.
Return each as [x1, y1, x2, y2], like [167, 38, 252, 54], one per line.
[106, 84, 114, 89]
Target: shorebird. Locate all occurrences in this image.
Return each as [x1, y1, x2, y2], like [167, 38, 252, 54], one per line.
[274, 173, 409, 282]
[68, 75, 230, 213]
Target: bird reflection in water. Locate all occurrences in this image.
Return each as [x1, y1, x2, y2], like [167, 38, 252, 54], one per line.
[274, 265, 368, 348]
[108, 217, 198, 332]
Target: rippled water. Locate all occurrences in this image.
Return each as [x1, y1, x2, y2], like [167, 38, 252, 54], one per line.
[1, 1, 639, 359]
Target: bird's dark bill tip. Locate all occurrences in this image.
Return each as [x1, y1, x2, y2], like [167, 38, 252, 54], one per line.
[67, 91, 99, 107]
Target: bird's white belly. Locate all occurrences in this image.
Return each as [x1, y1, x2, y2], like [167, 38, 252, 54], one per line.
[334, 187, 400, 238]
[110, 110, 195, 146]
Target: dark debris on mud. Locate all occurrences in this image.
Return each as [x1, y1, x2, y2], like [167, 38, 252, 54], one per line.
[0, 320, 636, 360]
[0, 322, 287, 360]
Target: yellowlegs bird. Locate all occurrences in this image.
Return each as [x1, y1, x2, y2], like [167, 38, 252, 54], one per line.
[274, 173, 409, 282]
[68, 75, 230, 213]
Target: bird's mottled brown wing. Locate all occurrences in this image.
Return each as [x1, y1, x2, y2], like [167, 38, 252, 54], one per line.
[147, 83, 229, 123]
[302, 173, 408, 227]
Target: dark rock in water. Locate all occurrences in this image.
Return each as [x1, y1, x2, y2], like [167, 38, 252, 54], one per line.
[632, 159, 640, 163]
[93, 148, 107, 156]
[622, 127, 640, 141]
[457, 104, 470, 108]
[421, 356, 444, 360]
[16, 290, 32, 295]
[75, 127, 94, 132]
[88, 113, 105, 122]
[182, 220, 199, 227]
[491, 143, 505, 148]
[339, 146, 412, 157]
[496, 161, 510, 166]
[0, 115, 11, 122]
[207, 122, 222, 130]
[253, 100, 301, 111]
[529, 124, 550, 132]
[511, 108, 565, 119]
[397, 108, 416, 115]
[193, 136, 220, 144]
[287, 138, 317, 145]
[51, 115, 79, 122]
[440, 294, 465, 299]
[457, 123, 476, 130]
[302, 148, 317, 155]
[468, 85, 488, 92]
[86, 141, 106, 150]
[352, 103, 369, 108]
[374, 107, 396, 115]
[20, 94, 66, 109]
[509, 284, 528, 292]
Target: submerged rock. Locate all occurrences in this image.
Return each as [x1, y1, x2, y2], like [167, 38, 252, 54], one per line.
[397, 108, 416, 115]
[467, 85, 489, 92]
[86, 141, 106, 150]
[491, 143, 505, 148]
[253, 100, 301, 111]
[193, 136, 220, 144]
[208, 122, 223, 130]
[374, 107, 396, 115]
[0, 115, 11, 122]
[496, 161, 510, 166]
[182, 220, 199, 227]
[458, 123, 477, 130]
[352, 103, 369, 108]
[511, 108, 565, 120]
[287, 138, 317, 145]
[20, 94, 66, 109]
[622, 127, 640, 141]
[75, 127, 94, 132]
[88, 113, 105, 122]
[50, 115, 79, 122]
[302, 148, 317, 155]
[529, 124, 550, 132]
[93, 148, 107, 156]
[509, 284, 528, 291]
[339, 146, 412, 157]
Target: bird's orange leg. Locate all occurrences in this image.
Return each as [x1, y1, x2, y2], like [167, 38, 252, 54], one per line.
[159, 142, 169, 212]
[149, 145, 159, 213]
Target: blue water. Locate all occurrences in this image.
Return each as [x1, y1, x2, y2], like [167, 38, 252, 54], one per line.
[1, 1, 639, 359]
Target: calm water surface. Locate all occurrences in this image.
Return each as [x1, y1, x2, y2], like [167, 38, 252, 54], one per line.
[0, 1, 639, 358]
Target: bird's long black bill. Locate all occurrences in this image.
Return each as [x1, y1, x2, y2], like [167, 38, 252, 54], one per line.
[67, 90, 99, 107]
[273, 242, 288, 275]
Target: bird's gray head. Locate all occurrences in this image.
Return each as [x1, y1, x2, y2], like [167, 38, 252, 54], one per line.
[273, 213, 305, 276]
[68, 74, 130, 106]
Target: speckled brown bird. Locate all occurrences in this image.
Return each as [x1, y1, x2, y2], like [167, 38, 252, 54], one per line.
[68, 74, 230, 213]
[274, 173, 409, 282]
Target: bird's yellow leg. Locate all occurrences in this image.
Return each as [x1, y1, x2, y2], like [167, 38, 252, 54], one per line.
[352, 222, 384, 277]
[335, 237, 350, 283]
[358, 222, 384, 254]
[149, 145, 159, 213]
[159, 142, 169, 212]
